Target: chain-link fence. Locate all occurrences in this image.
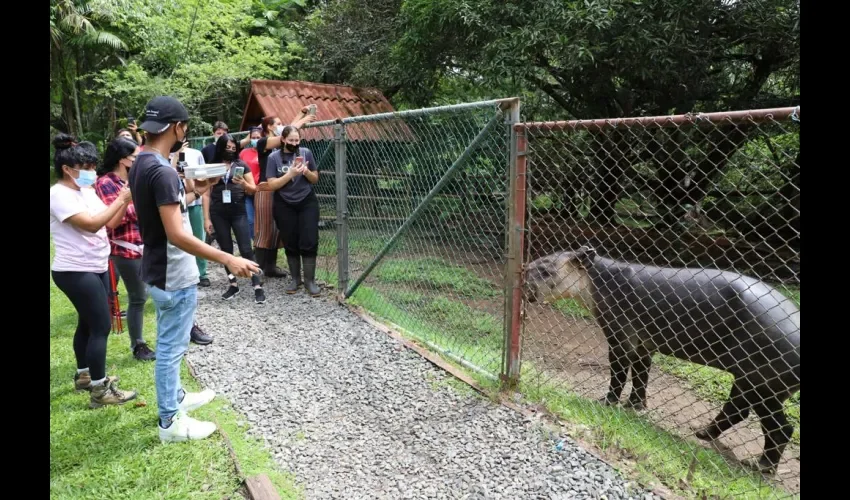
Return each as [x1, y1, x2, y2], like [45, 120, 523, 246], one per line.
[188, 103, 800, 497]
[298, 99, 517, 378]
[188, 131, 249, 152]
[517, 107, 800, 498]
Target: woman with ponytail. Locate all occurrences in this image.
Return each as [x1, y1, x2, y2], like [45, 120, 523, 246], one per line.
[50, 133, 138, 408]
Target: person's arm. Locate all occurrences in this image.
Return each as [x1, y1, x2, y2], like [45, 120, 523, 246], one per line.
[300, 150, 319, 184]
[232, 162, 257, 194]
[128, 123, 143, 144]
[257, 153, 298, 191]
[159, 203, 258, 276]
[203, 190, 213, 234]
[150, 169, 258, 276]
[106, 202, 131, 229]
[260, 135, 281, 152]
[62, 187, 132, 233]
[291, 106, 317, 129]
[94, 179, 132, 229]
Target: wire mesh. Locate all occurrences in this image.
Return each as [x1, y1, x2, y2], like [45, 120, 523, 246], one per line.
[188, 131, 249, 152]
[298, 122, 339, 284]
[332, 101, 513, 378]
[518, 108, 800, 498]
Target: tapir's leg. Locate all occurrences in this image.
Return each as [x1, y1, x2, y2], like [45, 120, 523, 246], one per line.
[602, 337, 630, 406]
[695, 380, 751, 441]
[748, 396, 794, 474]
[626, 351, 652, 411]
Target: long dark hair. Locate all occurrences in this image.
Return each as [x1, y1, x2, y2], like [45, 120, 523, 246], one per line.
[213, 134, 241, 163]
[99, 138, 138, 176]
[52, 133, 80, 178]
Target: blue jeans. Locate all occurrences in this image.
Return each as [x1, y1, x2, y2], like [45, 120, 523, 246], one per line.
[148, 284, 197, 425]
[245, 195, 255, 243]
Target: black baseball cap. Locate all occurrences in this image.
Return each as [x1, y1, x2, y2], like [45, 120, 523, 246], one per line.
[139, 96, 190, 133]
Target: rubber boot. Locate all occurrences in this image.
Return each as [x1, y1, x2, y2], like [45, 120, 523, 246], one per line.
[264, 247, 287, 278]
[302, 256, 321, 297]
[285, 255, 301, 294]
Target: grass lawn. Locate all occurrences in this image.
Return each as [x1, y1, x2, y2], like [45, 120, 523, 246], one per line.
[49, 239, 298, 499]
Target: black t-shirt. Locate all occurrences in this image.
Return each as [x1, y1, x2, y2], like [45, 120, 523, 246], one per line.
[128, 151, 199, 291]
[201, 142, 217, 164]
[209, 160, 248, 214]
[257, 136, 275, 182]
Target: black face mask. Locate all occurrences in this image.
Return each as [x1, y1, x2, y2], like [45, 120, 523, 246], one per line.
[284, 142, 299, 153]
[223, 150, 237, 161]
[170, 124, 186, 153]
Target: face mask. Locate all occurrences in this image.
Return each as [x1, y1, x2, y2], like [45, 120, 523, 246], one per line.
[284, 142, 299, 153]
[223, 150, 237, 161]
[170, 124, 186, 153]
[74, 169, 97, 188]
[274, 125, 284, 136]
[250, 139, 259, 148]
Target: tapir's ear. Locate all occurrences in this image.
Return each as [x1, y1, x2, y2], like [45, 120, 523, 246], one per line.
[575, 246, 596, 268]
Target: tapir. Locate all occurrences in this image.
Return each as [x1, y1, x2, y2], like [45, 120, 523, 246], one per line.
[523, 246, 800, 474]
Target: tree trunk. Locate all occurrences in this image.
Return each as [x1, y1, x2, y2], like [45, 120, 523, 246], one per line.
[73, 54, 83, 136]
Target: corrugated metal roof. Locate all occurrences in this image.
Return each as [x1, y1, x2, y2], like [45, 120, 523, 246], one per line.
[240, 80, 413, 142]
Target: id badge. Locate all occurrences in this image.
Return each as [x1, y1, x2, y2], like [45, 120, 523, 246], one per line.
[222, 190, 232, 204]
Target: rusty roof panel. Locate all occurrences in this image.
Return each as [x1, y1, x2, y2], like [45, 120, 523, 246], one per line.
[240, 80, 414, 142]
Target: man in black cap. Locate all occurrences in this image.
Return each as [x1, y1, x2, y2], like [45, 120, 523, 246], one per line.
[129, 95, 260, 443]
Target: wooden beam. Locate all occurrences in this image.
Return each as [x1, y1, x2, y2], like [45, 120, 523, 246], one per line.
[244, 475, 281, 500]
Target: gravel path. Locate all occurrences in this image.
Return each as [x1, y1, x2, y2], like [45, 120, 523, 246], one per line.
[186, 267, 663, 500]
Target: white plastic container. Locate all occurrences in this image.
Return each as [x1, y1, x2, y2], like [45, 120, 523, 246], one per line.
[184, 163, 227, 180]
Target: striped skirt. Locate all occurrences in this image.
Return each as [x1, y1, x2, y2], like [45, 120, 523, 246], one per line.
[254, 190, 283, 249]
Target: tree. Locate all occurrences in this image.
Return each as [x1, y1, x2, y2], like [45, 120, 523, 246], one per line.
[50, 0, 126, 136]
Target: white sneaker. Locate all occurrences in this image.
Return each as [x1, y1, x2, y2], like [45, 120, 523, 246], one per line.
[159, 412, 217, 443]
[179, 389, 216, 412]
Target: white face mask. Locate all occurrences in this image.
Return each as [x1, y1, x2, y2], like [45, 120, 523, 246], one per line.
[274, 125, 284, 136]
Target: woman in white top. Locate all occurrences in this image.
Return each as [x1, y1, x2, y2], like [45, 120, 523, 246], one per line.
[50, 134, 137, 409]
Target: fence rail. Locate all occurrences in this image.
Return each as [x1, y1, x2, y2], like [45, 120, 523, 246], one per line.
[188, 102, 800, 498]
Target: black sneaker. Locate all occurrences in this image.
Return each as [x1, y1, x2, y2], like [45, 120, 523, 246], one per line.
[222, 286, 240, 300]
[190, 324, 213, 345]
[254, 288, 266, 304]
[133, 343, 156, 361]
[198, 277, 211, 287]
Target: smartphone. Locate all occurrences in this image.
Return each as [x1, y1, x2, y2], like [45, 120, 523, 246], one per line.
[295, 155, 304, 168]
[127, 115, 136, 126]
[233, 166, 245, 179]
[307, 104, 317, 117]
[176, 152, 186, 173]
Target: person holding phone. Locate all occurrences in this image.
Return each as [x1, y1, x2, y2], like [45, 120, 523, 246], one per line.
[259, 126, 321, 297]
[249, 107, 318, 278]
[203, 134, 265, 303]
[117, 118, 143, 144]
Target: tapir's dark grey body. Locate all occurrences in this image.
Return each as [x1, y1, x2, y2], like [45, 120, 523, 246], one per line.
[524, 247, 800, 473]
